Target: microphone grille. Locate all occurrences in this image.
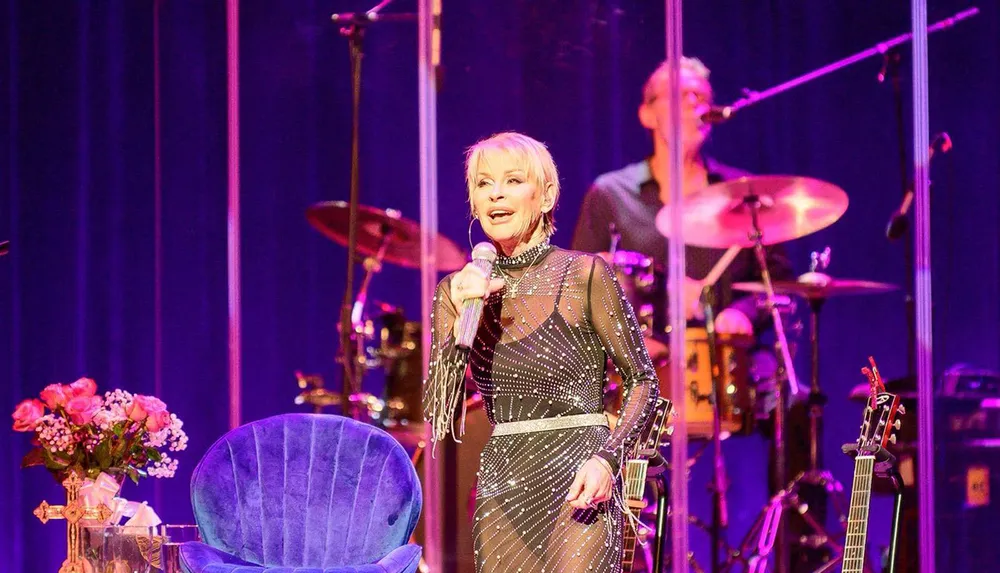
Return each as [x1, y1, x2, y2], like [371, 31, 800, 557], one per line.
[471, 241, 497, 263]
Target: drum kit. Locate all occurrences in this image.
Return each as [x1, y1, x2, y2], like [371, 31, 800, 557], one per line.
[605, 175, 900, 573]
[293, 200, 467, 452]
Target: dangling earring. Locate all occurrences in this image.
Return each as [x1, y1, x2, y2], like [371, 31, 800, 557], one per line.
[468, 215, 480, 250]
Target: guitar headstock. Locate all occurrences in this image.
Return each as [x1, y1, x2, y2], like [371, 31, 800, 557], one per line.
[632, 397, 675, 457]
[856, 356, 905, 452]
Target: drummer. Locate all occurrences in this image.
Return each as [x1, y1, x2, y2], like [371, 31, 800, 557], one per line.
[573, 56, 825, 569]
[571, 56, 794, 334]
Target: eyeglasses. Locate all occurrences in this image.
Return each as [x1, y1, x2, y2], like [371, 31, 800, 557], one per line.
[645, 89, 713, 107]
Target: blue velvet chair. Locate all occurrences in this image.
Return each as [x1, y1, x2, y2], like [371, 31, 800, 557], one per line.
[179, 413, 422, 573]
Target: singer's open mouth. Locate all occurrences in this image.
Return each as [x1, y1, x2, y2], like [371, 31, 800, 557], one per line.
[488, 208, 514, 223]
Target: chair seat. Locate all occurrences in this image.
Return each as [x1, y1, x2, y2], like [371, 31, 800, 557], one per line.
[180, 540, 422, 573]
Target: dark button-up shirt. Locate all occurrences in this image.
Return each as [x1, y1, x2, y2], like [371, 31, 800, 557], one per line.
[570, 157, 794, 332]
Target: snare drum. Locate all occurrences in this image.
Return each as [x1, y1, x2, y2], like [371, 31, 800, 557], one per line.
[608, 327, 755, 439]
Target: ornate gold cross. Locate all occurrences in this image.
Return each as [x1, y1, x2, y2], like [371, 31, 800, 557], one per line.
[33, 469, 113, 573]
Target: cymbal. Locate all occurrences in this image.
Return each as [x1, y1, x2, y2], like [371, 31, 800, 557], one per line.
[655, 175, 849, 248]
[732, 272, 897, 300]
[307, 201, 467, 271]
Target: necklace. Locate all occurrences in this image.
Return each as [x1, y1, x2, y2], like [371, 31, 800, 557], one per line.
[495, 240, 551, 299]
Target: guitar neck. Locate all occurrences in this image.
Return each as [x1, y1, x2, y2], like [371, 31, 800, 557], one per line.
[621, 459, 649, 573]
[843, 454, 875, 573]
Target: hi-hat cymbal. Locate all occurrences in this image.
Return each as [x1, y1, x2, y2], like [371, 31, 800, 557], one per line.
[307, 201, 467, 271]
[732, 272, 898, 300]
[655, 175, 849, 248]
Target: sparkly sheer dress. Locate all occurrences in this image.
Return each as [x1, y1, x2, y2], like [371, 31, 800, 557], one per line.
[424, 241, 659, 573]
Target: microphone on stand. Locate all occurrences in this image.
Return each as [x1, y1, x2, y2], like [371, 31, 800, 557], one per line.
[454, 242, 498, 350]
[885, 193, 913, 241]
[701, 105, 734, 125]
[885, 132, 951, 241]
[330, 11, 417, 25]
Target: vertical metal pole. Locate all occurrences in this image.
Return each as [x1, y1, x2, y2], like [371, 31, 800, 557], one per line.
[226, 0, 243, 430]
[418, 0, 443, 570]
[664, 2, 689, 573]
[910, 2, 935, 572]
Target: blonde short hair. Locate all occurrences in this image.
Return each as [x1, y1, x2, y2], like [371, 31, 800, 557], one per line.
[642, 56, 712, 104]
[464, 132, 560, 236]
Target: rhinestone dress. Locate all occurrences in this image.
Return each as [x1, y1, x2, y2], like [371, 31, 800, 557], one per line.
[424, 242, 659, 573]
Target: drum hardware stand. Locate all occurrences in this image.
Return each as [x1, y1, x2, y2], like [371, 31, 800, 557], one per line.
[330, 1, 415, 418]
[608, 223, 621, 257]
[294, 371, 343, 414]
[725, 469, 853, 573]
[341, 223, 393, 406]
[743, 194, 801, 573]
[804, 248, 833, 477]
[700, 284, 729, 573]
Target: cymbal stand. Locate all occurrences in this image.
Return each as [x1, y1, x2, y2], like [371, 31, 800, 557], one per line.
[743, 194, 800, 573]
[805, 248, 831, 472]
[338, 226, 393, 420]
[700, 283, 730, 573]
[331, 1, 414, 414]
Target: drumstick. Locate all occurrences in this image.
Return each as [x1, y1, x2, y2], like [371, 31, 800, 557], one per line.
[700, 245, 742, 287]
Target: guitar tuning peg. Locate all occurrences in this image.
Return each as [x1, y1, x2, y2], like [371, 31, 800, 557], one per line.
[889, 434, 897, 444]
[893, 419, 901, 430]
[897, 405, 906, 415]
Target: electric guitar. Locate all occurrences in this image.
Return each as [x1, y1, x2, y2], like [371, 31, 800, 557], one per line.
[621, 397, 675, 573]
[841, 357, 904, 573]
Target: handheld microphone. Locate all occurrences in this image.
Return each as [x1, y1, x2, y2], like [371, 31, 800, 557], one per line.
[454, 242, 498, 350]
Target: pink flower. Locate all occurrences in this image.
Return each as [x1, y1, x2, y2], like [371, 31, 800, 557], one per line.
[64, 395, 103, 426]
[11, 399, 45, 432]
[146, 410, 171, 432]
[67, 377, 97, 398]
[128, 395, 167, 424]
[39, 384, 70, 410]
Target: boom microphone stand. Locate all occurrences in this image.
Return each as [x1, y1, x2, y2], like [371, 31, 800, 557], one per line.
[702, 7, 978, 125]
[330, 1, 416, 418]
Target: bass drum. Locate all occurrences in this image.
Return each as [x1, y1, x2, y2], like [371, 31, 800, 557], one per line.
[607, 327, 755, 439]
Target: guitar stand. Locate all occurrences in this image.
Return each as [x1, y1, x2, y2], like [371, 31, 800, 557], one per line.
[645, 448, 736, 573]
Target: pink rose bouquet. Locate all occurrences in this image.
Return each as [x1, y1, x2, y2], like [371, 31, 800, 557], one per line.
[12, 378, 187, 483]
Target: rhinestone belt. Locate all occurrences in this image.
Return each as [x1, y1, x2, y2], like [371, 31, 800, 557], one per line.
[492, 413, 609, 436]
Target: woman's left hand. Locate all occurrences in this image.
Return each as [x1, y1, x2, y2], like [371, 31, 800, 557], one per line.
[565, 457, 614, 510]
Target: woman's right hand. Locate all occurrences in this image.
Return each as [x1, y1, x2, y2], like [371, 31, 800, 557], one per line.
[450, 263, 505, 335]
